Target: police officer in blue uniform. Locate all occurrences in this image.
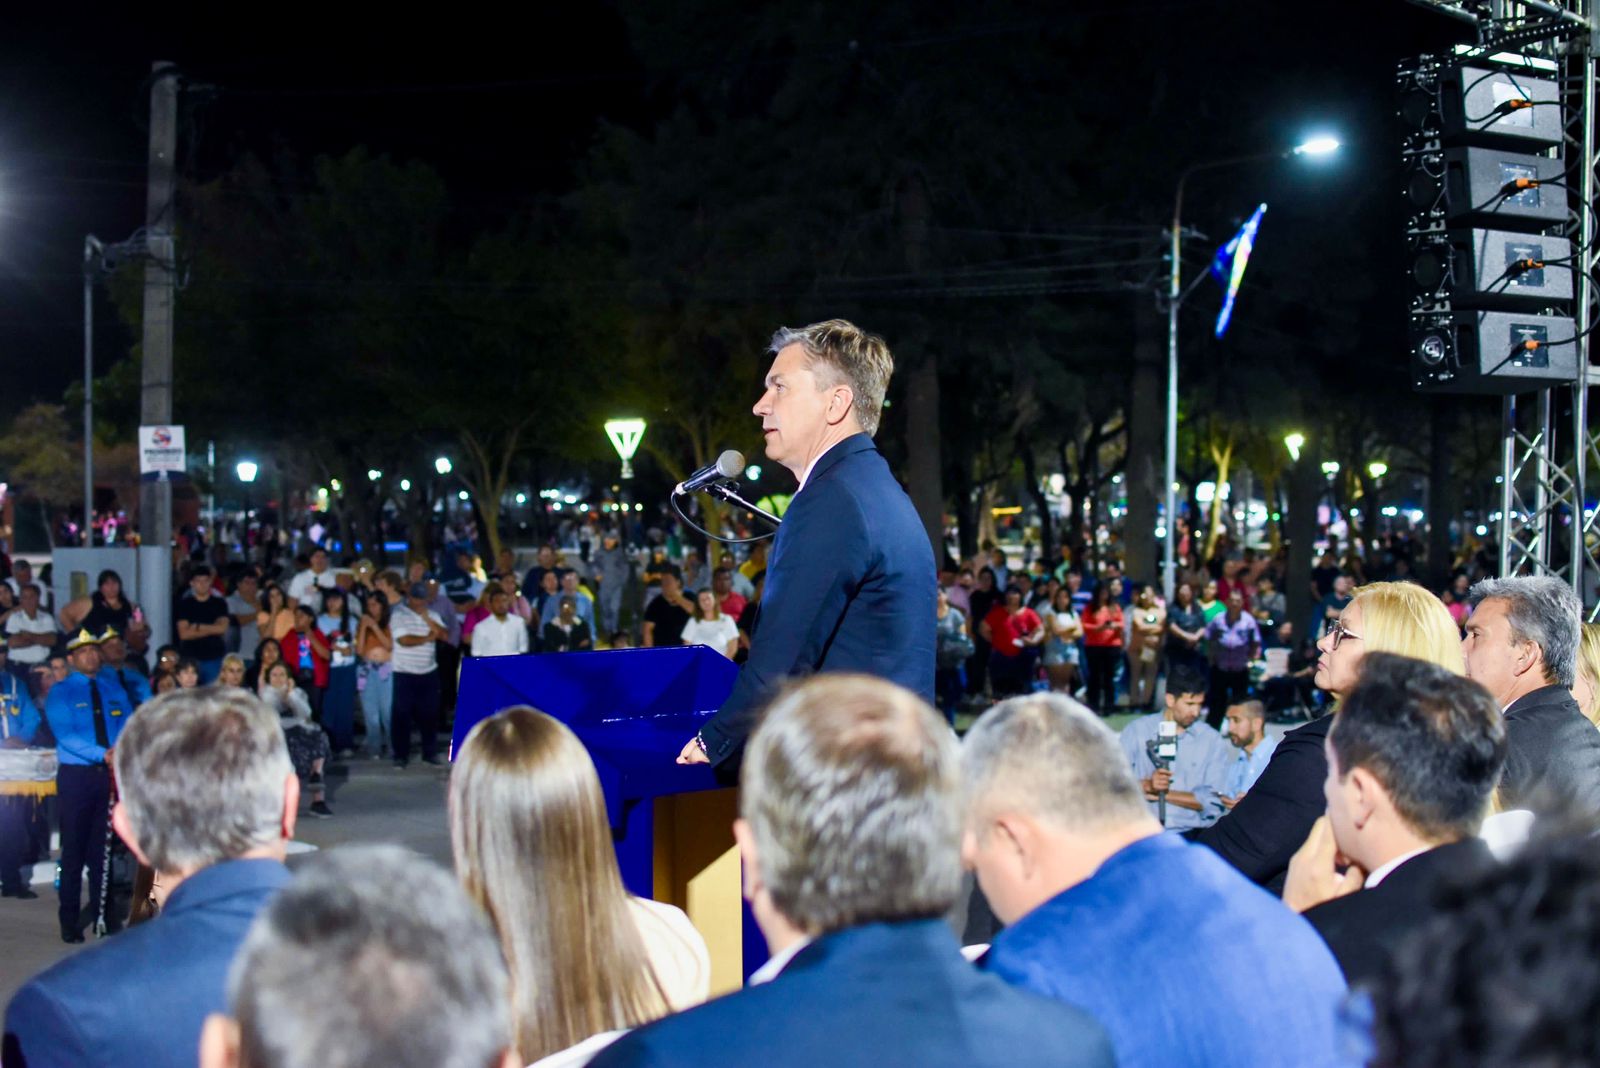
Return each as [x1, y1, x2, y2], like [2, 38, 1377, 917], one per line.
[0, 634, 44, 899]
[44, 629, 133, 942]
[98, 627, 152, 709]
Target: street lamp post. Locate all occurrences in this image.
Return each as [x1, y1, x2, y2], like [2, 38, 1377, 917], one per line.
[604, 419, 647, 543]
[1163, 137, 1340, 601]
[237, 460, 258, 560]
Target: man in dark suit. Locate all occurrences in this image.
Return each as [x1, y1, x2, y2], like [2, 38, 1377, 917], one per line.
[678, 320, 935, 777]
[4, 687, 298, 1068]
[1463, 575, 1600, 818]
[601, 676, 1114, 1068]
[1283, 654, 1506, 987]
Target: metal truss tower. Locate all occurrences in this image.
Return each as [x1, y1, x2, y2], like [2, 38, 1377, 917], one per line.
[1410, 0, 1600, 613]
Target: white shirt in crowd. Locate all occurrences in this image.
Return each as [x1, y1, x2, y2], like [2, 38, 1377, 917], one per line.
[680, 615, 740, 658]
[471, 614, 529, 658]
[5, 608, 59, 666]
[287, 568, 337, 611]
[389, 604, 443, 675]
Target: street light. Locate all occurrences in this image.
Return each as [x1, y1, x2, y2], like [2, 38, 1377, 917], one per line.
[399, 478, 412, 492]
[1162, 134, 1342, 600]
[236, 461, 258, 484]
[1367, 461, 1388, 480]
[367, 468, 382, 482]
[434, 457, 452, 476]
[1283, 433, 1305, 463]
[604, 419, 647, 480]
[1321, 461, 1341, 478]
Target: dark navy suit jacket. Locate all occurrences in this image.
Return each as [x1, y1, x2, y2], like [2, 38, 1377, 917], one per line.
[589, 919, 1115, 1068]
[700, 434, 936, 773]
[3, 858, 291, 1068]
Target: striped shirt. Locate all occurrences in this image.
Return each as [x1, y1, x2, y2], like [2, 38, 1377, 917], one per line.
[389, 604, 442, 675]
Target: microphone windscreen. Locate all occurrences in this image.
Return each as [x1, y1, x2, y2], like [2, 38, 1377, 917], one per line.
[717, 450, 745, 478]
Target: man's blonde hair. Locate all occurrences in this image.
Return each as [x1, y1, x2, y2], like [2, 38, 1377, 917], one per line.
[769, 320, 894, 436]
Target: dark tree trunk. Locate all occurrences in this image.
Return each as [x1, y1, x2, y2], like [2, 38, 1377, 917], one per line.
[1124, 294, 1164, 585]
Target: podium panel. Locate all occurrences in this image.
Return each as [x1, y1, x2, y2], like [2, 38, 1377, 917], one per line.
[452, 647, 763, 985]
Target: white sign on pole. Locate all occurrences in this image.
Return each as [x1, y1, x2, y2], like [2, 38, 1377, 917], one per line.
[138, 425, 187, 480]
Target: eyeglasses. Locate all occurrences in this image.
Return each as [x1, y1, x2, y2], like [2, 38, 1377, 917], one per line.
[1323, 617, 1362, 651]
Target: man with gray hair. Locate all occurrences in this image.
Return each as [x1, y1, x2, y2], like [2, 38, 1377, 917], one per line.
[198, 845, 516, 1068]
[1464, 575, 1600, 816]
[678, 321, 936, 780]
[599, 675, 1113, 1068]
[963, 693, 1348, 1068]
[4, 688, 298, 1068]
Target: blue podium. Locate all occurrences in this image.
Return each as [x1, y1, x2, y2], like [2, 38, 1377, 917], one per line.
[451, 646, 760, 993]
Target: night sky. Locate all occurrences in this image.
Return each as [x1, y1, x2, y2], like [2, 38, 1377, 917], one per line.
[0, 3, 1469, 407]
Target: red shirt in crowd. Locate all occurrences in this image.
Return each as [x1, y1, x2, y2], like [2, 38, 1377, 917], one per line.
[984, 604, 1042, 657]
[1081, 604, 1125, 648]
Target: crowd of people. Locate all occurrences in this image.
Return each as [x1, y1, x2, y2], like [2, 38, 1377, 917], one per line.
[3, 593, 1599, 1067]
[3, 520, 1600, 1066]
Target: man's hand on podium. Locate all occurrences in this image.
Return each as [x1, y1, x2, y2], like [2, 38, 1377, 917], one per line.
[676, 735, 710, 765]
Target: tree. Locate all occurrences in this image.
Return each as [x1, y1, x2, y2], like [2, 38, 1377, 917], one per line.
[0, 405, 81, 547]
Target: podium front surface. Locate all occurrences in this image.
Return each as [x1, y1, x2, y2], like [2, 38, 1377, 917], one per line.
[452, 646, 763, 993]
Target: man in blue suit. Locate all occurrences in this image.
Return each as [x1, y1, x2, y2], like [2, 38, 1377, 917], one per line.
[43, 629, 134, 943]
[678, 320, 936, 777]
[963, 693, 1351, 1068]
[5, 686, 298, 1068]
[599, 675, 1114, 1068]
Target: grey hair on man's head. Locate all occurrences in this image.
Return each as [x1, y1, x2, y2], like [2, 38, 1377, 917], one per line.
[961, 693, 1149, 832]
[113, 687, 292, 874]
[1468, 576, 1584, 687]
[741, 674, 962, 935]
[228, 845, 510, 1068]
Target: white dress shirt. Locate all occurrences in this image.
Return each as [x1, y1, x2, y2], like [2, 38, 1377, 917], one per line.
[470, 613, 529, 658]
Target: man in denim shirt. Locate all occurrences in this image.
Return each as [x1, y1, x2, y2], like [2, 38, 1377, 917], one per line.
[1118, 666, 1229, 830]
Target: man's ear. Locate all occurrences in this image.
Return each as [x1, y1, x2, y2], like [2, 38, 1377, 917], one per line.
[198, 1014, 241, 1068]
[825, 385, 855, 426]
[110, 801, 154, 869]
[733, 817, 762, 903]
[990, 812, 1038, 881]
[1346, 767, 1385, 829]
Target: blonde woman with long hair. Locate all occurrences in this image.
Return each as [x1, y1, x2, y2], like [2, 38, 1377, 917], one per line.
[450, 706, 710, 1066]
[1571, 622, 1600, 729]
[1193, 581, 1465, 888]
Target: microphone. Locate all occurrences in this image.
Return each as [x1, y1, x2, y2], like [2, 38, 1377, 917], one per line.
[675, 450, 744, 496]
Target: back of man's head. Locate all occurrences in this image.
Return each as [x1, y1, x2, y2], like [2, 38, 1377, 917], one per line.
[1467, 575, 1583, 687]
[114, 688, 292, 874]
[962, 693, 1149, 839]
[1330, 653, 1506, 842]
[742, 675, 961, 934]
[217, 845, 511, 1068]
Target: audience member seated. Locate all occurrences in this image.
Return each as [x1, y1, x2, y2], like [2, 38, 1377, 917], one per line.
[1282, 653, 1504, 987]
[1220, 699, 1275, 808]
[4, 687, 297, 1068]
[1572, 621, 1600, 728]
[450, 706, 710, 1065]
[199, 844, 517, 1068]
[256, 662, 332, 819]
[1117, 666, 1230, 830]
[963, 692, 1349, 1068]
[1193, 581, 1464, 890]
[1464, 576, 1600, 818]
[1364, 831, 1600, 1067]
[591, 675, 1115, 1068]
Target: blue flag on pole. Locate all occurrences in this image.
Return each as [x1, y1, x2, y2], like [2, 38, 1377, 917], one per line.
[1210, 202, 1268, 339]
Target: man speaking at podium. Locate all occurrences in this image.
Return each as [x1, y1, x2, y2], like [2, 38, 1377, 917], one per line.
[678, 320, 936, 778]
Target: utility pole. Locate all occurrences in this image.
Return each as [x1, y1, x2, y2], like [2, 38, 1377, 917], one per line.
[139, 62, 179, 645]
[83, 236, 102, 545]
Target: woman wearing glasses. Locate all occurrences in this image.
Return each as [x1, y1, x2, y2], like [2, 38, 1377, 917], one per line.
[1191, 581, 1463, 892]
